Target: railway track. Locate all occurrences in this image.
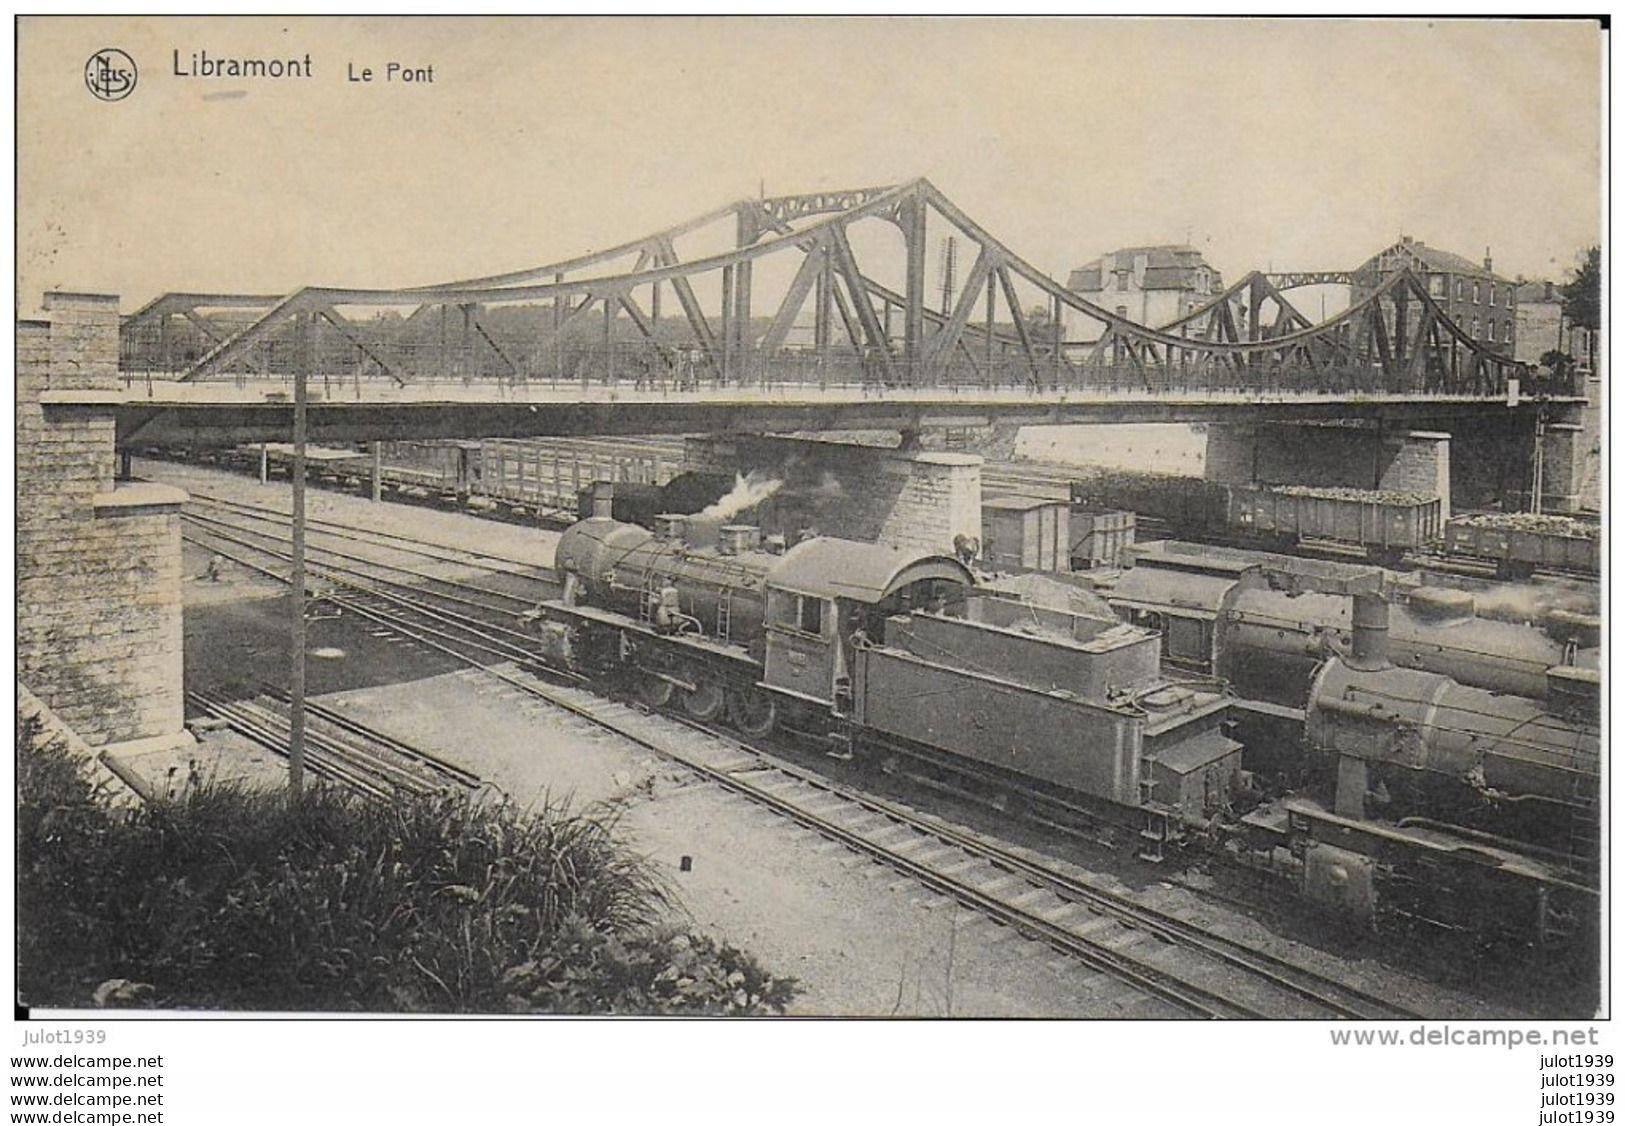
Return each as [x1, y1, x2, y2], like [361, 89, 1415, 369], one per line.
[182, 502, 553, 624]
[150, 443, 1602, 585]
[182, 509, 1423, 1021]
[186, 489, 554, 576]
[188, 687, 483, 800]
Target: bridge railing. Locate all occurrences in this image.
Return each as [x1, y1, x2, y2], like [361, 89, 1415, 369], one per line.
[119, 327, 1518, 401]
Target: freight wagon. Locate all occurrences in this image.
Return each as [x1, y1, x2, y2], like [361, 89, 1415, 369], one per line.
[1228, 485, 1442, 562]
[1444, 513, 1602, 578]
[1070, 508, 1137, 570]
[1069, 470, 1598, 576]
[980, 495, 1070, 572]
[1069, 473, 1232, 539]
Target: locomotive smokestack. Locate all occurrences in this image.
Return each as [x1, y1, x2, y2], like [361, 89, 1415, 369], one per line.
[654, 513, 686, 541]
[1347, 592, 1392, 670]
[589, 481, 615, 519]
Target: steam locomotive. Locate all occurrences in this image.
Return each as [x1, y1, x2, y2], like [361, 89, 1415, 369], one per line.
[1100, 541, 1600, 706]
[528, 508, 1600, 947]
[536, 506, 1241, 842]
[1249, 592, 1599, 947]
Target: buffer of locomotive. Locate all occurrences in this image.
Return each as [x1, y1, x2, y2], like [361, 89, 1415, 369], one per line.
[535, 497, 1244, 840]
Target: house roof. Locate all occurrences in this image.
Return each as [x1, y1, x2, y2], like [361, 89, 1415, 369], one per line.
[1362, 239, 1508, 282]
[1068, 263, 1104, 291]
[1516, 280, 1561, 303]
[1067, 245, 1218, 293]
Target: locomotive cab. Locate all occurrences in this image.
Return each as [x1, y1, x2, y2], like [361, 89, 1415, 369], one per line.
[760, 538, 973, 714]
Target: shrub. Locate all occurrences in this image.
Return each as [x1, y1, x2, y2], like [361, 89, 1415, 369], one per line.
[16, 715, 797, 1014]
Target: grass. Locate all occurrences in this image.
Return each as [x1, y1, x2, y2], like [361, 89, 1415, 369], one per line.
[16, 714, 797, 1014]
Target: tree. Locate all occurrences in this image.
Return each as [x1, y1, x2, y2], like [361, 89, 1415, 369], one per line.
[1541, 348, 1575, 377]
[1560, 246, 1600, 372]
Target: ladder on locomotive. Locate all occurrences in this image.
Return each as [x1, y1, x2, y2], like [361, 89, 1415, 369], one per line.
[1566, 771, 1600, 867]
[1534, 774, 1602, 947]
[716, 586, 733, 643]
[639, 568, 659, 626]
[1136, 777, 1173, 864]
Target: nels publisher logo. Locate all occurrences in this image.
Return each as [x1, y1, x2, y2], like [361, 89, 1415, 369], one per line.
[85, 48, 137, 101]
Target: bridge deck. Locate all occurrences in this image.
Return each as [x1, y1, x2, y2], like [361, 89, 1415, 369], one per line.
[52, 377, 1565, 447]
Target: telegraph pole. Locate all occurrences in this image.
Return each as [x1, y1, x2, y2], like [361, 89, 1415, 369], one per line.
[288, 309, 309, 800]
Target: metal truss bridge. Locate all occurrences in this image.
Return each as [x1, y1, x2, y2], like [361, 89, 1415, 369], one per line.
[101, 178, 1567, 445]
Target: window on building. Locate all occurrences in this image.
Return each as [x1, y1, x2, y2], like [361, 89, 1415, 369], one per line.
[1474, 281, 1482, 303]
[1489, 285, 1497, 307]
[1456, 278, 1465, 299]
[1471, 316, 1479, 338]
[1430, 275, 1446, 297]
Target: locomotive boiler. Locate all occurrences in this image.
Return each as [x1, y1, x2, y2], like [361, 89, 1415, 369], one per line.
[554, 515, 774, 658]
[1103, 544, 1599, 706]
[1305, 596, 1600, 841]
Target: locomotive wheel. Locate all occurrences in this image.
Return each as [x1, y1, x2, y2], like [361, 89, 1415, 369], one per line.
[680, 679, 726, 722]
[637, 675, 674, 709]
[727, 689, 777, 738]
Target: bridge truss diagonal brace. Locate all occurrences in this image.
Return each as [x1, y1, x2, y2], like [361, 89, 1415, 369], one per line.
[612, 288, 680, 372]
[1404, 305, 1439, 386]
[182, 292, 312, 381]
[178, 308, 227, 345]
[925, 244, 996, 368]
[652, 236, 720, 372]
[828, 226, 897, 382]
[315, 305, 407, 386]
[994, 265, 1042, 382]
[465, 306, 520, 377]
[759, 234, 828, 358]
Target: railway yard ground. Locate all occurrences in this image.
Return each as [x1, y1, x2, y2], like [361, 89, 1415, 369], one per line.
[123, 455, 1584, 1019]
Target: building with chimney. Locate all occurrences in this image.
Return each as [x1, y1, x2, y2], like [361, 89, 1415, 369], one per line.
[1064, 245, 1223, 338]
[1351, 236, 1517, 356]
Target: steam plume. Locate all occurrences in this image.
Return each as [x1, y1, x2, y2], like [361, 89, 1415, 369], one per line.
[700, 470, 783, 521]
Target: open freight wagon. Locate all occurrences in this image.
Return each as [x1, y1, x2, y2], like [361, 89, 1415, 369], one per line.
[1227, 485, 1442, 558]
[1444, 513, 1602, 577]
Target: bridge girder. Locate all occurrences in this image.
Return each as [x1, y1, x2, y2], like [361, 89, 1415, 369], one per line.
[119, 179, 1530, 401]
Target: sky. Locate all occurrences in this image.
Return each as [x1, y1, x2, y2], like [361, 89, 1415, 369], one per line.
[16, 16, 1605, 317]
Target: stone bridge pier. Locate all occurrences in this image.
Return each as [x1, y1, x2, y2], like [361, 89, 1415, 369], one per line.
[17, 293, 190, 752]
[1205, 409, 1590, 516]
[1204, 421, 1453, 515]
